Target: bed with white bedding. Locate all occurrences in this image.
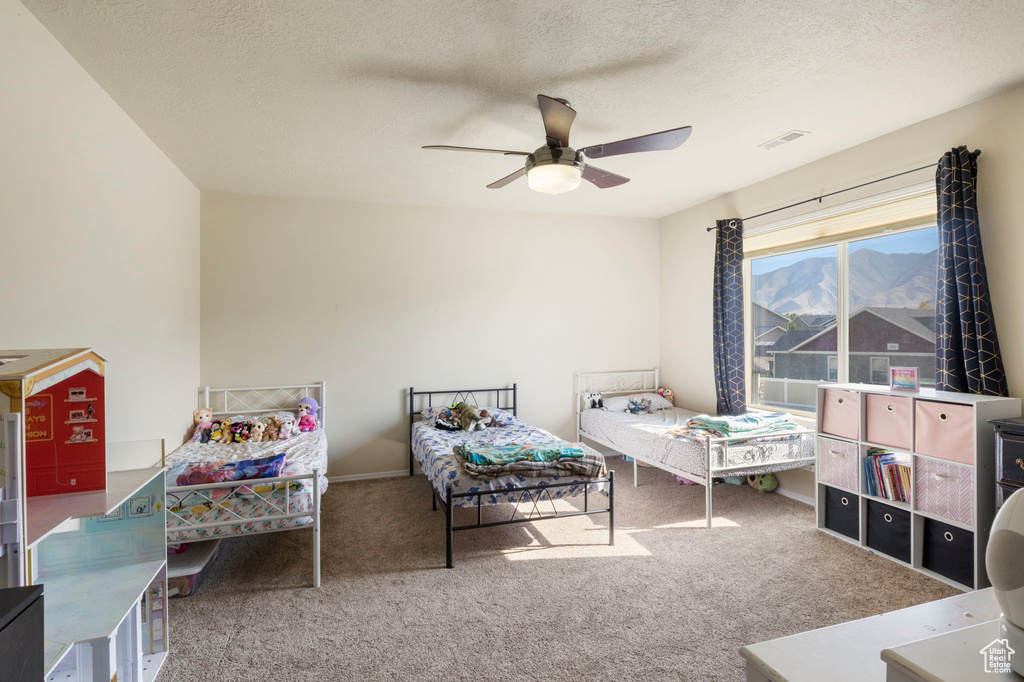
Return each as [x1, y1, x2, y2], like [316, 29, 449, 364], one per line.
[576, 370, 815, 528]
[409, 384, 614, 568]
[165, 383, 327, 587]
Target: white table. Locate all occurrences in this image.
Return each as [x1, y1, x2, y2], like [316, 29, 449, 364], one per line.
[882, 620, 1021, 681]
[740, 589, 1001, 681]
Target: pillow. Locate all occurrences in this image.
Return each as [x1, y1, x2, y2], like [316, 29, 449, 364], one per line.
[603, 393, 673, 413]
[175, 453, 286, 487]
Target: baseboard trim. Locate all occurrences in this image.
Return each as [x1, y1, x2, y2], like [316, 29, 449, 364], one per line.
[775, 487, 814, 507]
[328, 470, 412, 483]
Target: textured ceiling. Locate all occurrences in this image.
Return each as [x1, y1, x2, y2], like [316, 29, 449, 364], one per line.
[21, 0, 1024, 218]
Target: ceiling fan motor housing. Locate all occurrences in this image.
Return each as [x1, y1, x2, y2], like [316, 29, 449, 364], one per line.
[526, 145, 585, 173]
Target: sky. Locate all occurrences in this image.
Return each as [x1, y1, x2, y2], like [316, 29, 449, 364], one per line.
[751, 226, 937, 276]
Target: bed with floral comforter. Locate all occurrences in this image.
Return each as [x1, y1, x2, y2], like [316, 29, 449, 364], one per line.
[165, 413, 328, 543]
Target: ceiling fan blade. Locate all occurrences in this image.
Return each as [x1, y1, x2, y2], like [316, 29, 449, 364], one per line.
[423, 145, 529, 156]
[582, 165, 630, 189]
[486, 167, 527, 189]
[537, 95, 576, 147]
[580, 126, 692, 159]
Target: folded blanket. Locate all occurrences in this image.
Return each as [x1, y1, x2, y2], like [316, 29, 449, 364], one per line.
[454, 443, 606, 480]
[456, 442, 586, 466]
[685, 412, 798, 438]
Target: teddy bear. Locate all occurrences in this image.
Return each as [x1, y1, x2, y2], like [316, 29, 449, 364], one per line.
[192, 408, 214, 442]
[278, 415, 299, 440]
[69, 425, 88, 443]
[263, 416, 281, 442]
[296, 397, 319, 432]
[250, 421, 267, 443]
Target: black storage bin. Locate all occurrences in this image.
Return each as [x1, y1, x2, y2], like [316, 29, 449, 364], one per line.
[994, 418, 1024, 488]
[922, 517, 975, 587]
[824, 485, 859, 541]
[866, 499, 911, 563]
[0, 585, 44, 682]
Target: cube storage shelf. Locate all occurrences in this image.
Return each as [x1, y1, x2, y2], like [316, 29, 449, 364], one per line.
[814, 383, 1021, 590]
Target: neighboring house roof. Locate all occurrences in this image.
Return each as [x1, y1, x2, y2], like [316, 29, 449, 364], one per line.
[767, 329, 824, 352]
[796, 314, 836, 329]
[753, 302, 790, 335]
[754, 326, 786, 345]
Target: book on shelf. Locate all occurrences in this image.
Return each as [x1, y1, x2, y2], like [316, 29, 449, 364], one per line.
[864, 448, 911, 504]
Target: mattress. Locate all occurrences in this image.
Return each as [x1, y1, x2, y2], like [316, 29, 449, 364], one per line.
[579, 407, 813, 478]
[165, 419, 328, 543]
[412, 416, 605, 509]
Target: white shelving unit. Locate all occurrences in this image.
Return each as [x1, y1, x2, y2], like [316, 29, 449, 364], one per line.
[814, 383, 1020, 590]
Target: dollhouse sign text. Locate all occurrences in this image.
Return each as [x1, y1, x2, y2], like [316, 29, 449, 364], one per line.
[25, 395, 52, 442]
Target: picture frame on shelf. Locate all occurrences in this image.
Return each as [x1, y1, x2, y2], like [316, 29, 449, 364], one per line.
[889, 366, 920, 392]
[128, 495, 152, 517]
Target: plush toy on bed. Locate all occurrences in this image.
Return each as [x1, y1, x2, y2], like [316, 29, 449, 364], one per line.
[192, 408, 214, 442]
[746, 473, 778, 492]
[297, 397, 320, 432]
[217, 420, 234, 444]
[250, 421, 267, 443]
[454, 402, 488, 432]
[230, 420, 253, 443]
[585, 392, 604, 409]
[655, 387, 674, 405]
[478, 410, 508, 428]
[626, 395, 654, 414]
[435, 408, 461, 431]
[263, 416, 281, 441]
[278, 414, 299, 440]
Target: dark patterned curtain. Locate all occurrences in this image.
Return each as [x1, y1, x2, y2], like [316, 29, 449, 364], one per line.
[935, 146, 1008, 396]
[713, 219, 745, 415]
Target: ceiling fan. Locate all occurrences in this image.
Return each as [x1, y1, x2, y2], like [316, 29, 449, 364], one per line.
[423, 95, 693, 195]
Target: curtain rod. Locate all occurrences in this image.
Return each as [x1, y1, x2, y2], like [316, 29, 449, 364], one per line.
[705, 149, 981, 232]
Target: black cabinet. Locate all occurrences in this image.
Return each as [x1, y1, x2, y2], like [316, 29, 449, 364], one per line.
[0, 585, 44, 682]
[993, 418, 1024, 500]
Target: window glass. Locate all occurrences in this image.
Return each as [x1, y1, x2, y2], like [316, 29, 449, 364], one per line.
[848, 228, 937, 387]
[751, 245, 838, 412]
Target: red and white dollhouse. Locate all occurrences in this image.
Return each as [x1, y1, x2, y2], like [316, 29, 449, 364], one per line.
[0, 348, 107, 496]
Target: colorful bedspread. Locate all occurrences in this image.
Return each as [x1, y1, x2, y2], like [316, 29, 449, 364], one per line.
[413, 415, 607, 508]
[455, 442, 606, 480]
[165, 414, 328, 543]
[684, 412, 799, 438]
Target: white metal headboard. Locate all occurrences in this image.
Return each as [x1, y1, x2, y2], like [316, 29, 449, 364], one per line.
[575, 369, 660, 414]
[201, 382, 327, 428]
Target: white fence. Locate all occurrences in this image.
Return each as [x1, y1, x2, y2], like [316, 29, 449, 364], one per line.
[753, 376, 822, 411]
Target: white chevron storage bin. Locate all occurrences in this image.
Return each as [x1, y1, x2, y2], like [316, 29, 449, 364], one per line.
[814, 383, 1020, 590]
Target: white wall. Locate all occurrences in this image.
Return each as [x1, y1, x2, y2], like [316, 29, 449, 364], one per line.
[200, 192, 660, 477]
[0, 0, 200, 451]
[660, 81, 1024, 500]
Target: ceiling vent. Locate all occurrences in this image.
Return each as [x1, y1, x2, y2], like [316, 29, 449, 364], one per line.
[759, 130, 810, 150]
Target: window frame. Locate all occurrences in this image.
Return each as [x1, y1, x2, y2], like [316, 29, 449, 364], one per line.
[743, 191, 937, 418]
[869, 356, 890, 384]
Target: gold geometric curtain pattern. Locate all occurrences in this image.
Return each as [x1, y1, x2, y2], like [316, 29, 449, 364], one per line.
[713, 219, 746, 415]
[935, 146, 1007, 396]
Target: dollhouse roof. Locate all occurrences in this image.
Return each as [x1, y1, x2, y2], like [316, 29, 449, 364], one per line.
[0, 348, 106, 380]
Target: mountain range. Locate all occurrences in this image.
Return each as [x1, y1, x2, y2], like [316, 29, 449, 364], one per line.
[753, 248, 937, 315]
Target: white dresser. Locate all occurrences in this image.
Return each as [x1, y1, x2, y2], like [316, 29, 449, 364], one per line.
[814, 383, 1020, 590]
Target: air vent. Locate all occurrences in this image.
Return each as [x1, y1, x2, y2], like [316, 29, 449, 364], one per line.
[759, 130, 810, 150]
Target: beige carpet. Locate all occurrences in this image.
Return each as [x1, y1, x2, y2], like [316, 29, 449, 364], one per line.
[161, 460, 957, 681]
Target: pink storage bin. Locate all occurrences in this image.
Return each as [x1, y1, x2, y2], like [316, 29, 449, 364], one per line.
[821, 389, 860, 440]
[914, 400, 975, 465]
[817, 436, 860, 492]
[915, 456, 974, 526]
[865, 393, 912, 450]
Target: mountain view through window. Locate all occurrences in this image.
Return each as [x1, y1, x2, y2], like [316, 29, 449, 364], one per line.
[750, 227, 937, 412]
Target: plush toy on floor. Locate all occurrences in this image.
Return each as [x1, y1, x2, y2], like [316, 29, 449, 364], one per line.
[297, 397, 320, 432]
[746, 473, 778, 492]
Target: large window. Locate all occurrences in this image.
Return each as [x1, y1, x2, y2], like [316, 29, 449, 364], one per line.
[748, 223, 937, 414]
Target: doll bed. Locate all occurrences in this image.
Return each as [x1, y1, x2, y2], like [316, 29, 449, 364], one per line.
[576, 370, 814, 528]
[409, 384, 614, 568]
[165, 383, 327, 587]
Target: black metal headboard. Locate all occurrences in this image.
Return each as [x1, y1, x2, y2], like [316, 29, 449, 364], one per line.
[408, 384, 518, 476]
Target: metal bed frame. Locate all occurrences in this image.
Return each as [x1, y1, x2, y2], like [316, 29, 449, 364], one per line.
[409, 384, 614, 568]
[575, 369, 815, 529]
[164, 382, 326, 587]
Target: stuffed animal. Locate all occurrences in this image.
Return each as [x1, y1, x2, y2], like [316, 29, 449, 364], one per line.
[250, 421, 267, 443]
[297, 397, 319, 432]
[69, 425, 88, 443]
[656, 387, 674, 405]
[454, 402, 488, 432]
[585, 392, 604, 409]
[263, 416, 281, 442]
[278, 415, 299, 440]
[746, 473, 778, 492]
[218, 420, 234, 444]
[231, 421, 253, 443]
[626, 396, 653, 414]
[192, 408, 214, 441]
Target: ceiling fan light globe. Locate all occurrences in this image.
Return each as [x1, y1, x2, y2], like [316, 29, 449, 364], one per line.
[526, 164, 582, 195]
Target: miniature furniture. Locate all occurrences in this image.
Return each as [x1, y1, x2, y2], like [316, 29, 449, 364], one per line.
[0, 349, 170, 681]
[815, 383, 1020, 590]
[740, 588, 1000, 681]
[0, 585, 43, 682]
